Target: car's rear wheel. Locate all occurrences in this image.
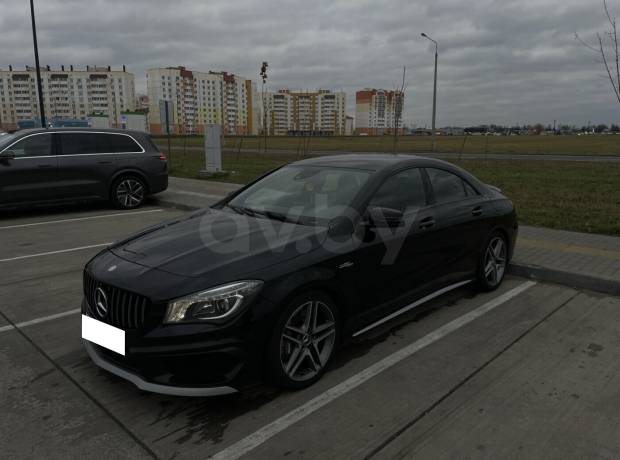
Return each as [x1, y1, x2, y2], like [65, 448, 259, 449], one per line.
[477, 231, 508, 291]
[267, 292, 339, 389]
[111, 176, 146, 209]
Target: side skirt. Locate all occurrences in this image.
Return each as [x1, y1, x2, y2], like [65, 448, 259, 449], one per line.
[352, 279, 473, 337]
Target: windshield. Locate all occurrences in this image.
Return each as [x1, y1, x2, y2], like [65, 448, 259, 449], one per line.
[226, 165, 371, 224]
[0, 133, 17, 151]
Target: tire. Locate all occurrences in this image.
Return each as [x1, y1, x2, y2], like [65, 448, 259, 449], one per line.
[476, 231, 508, 291]
[111, 175, 146, 209]
[266, 291, 339, 389]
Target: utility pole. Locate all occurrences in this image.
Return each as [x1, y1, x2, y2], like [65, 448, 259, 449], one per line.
[30, 0, 46, 128]
[165, 100, 172, 169]
[422, 33, 438, 152]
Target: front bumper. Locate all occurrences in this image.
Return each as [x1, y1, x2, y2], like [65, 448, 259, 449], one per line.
[84, 340, 237, 397]
[82, 251, 274, 395]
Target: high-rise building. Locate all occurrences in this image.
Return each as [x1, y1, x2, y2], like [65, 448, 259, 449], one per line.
[146, 67, 259, 135]
[355, 88, 404, 135]
[0, 65, 135, 130]
[135, 94, 149, 112]
[263, 89, 346, 135]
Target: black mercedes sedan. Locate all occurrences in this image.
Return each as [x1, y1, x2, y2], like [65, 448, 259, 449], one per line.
[81, 154, 517, 396]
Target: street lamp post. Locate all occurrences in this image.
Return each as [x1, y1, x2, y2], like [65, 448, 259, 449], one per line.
[421, 33, 438, 152]
[30, 0, 46, 128]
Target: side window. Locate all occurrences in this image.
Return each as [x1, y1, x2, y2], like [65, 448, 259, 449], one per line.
[8, 134, 53, 157]
[59, 133, 112, 155]
[107, 134, 142, 153]
[369, 168, 427, 213]
[463, 180, 478, 197]
[426, 168, 473, 204]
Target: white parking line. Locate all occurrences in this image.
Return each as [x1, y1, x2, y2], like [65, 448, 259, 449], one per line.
[0, 308, 80, 334]
[0, 243, 112, 263]
[0, 209, 163, 230]
[209, 280, 537, 460]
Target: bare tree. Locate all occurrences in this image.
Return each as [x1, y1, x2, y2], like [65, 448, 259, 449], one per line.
[392, 67, 407, 154]
[575, 0, 620, 104]
[259, 62, 269, 153]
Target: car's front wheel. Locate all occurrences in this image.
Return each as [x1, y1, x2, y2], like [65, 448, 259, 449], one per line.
[477, 231, 508, 291]
[267, 292, 339, 389]
[111, 176, 146, 209]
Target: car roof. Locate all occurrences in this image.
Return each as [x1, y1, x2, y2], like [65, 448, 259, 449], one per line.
[291, 154, 458, 172]
[14, 127, 148, 137]
[291, 153, 490, 192]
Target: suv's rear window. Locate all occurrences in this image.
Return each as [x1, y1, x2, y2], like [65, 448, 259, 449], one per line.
[107, 134, 143, 153]
[142, 135, 161, 152]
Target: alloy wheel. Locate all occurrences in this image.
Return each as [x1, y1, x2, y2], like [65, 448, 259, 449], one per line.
[484, 236, 507, 287]
[280, 300, 336, 382]
[116, 178, 144, 208]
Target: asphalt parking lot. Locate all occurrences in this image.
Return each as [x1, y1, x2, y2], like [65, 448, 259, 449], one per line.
[1, 200, 620, 459]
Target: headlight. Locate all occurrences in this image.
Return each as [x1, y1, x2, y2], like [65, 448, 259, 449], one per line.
[164, 280, 263, 323]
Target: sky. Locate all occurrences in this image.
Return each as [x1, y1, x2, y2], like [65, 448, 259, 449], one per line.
[1, 0, 619, 127]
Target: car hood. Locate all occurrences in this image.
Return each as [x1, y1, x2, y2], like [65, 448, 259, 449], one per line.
[110, 208, 325, 278]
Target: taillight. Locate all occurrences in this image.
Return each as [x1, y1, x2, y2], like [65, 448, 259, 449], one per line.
[158, 153, 167, 161]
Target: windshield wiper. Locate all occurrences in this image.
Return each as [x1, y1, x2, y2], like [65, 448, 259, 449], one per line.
[259, 210, 289, 222]
[226, 205, 306, 225]
[225, 204, 255, 216]
[250, 209, 302, 224]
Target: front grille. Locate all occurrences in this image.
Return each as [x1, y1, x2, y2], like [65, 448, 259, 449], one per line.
[83, 271, 148, 329]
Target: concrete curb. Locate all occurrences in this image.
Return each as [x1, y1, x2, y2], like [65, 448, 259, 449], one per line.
[508, 262, 620, 297]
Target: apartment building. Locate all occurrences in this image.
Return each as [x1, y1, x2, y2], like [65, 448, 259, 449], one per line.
[146, 67, 259, 135]
[135, 94, 149, 111]
[0, 65, 135, 130]
[355, 88, 405, 135]
[263, 89, 346, 135]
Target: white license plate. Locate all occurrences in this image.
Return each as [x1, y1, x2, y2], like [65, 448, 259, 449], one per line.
[82, 314, 125, 356]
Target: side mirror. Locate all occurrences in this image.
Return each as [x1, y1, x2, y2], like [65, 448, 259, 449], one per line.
[367, 207, 404, 228]
[328, 215, 355, 238]
[0, 150, 16, 162]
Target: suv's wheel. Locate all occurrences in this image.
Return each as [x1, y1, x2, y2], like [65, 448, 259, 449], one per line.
[267, 292, 339, 389]
[477, 231, 508, 291]
[111, 176, 146, 209]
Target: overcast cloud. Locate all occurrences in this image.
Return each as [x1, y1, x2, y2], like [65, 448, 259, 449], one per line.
[1, 0, 618, 126]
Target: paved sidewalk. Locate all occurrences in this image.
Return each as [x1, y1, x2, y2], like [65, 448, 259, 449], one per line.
[155, 177, 620, 295]
[511, 226, 620, 295]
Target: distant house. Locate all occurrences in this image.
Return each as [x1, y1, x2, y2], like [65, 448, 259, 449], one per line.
[412, 128, 432, 136]
[88, 113, 111, 129]
[121, 111, 149, 132]
[441, 127, 465, 136]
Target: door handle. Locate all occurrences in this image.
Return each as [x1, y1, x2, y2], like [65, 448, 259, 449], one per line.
[419, 217, 435, 229]
[472, 206, 483, 217]
[37, 164, 54, 169]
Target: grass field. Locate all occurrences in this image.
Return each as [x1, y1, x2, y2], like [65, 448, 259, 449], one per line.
[155, 134, 620, 156]
[167, 150, 620, 236]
